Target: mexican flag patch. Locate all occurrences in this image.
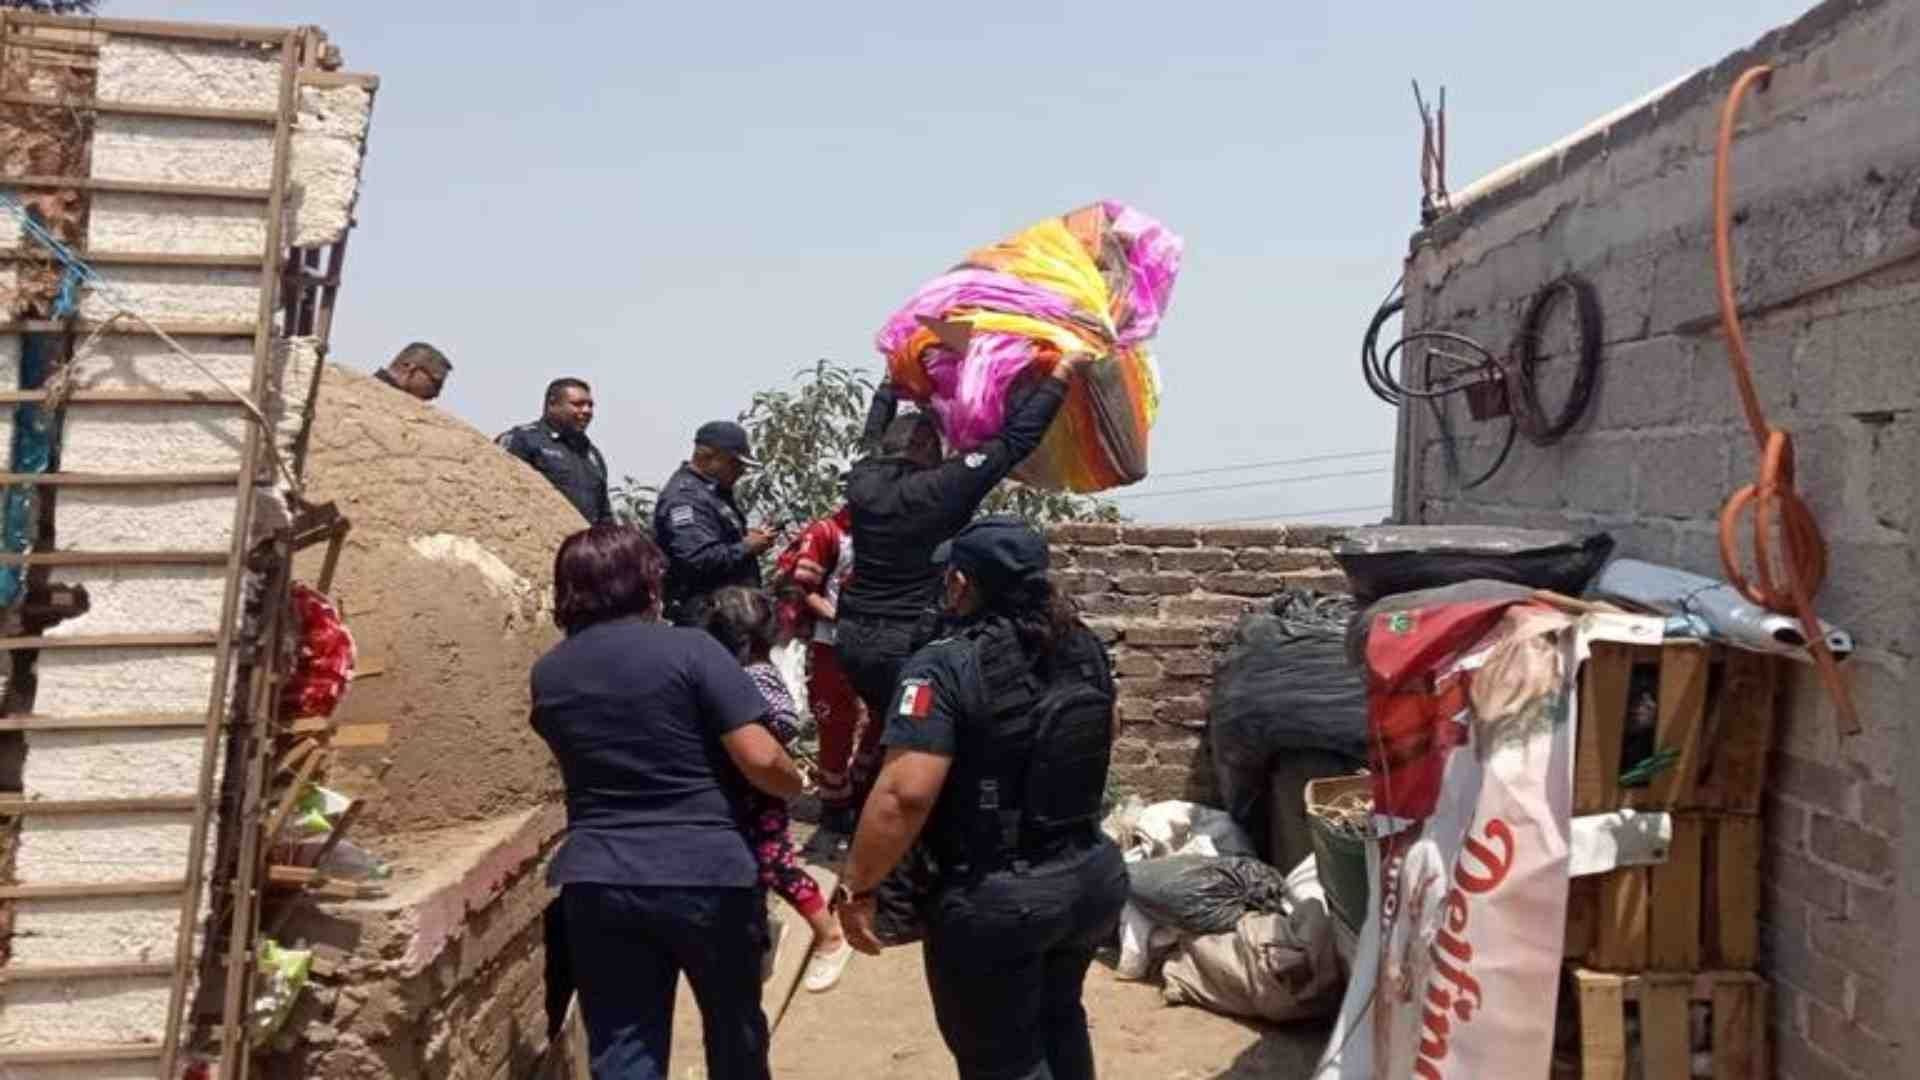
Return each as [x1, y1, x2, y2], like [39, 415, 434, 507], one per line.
[897, 679, 934, 719]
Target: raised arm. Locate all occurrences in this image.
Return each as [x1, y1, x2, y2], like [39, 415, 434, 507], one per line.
[858, 380, 900, 455]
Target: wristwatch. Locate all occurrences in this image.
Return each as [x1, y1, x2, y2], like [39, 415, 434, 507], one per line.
[830, 883, 875, 911]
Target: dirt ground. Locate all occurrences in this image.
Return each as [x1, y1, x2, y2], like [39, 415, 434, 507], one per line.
[664, 820, 1333, 1079]
[769, 942, 1329, 1080]
[670, 939, 1330, 1080]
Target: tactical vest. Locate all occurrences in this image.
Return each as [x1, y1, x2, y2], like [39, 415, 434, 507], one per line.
[928, 617, 1115, 877]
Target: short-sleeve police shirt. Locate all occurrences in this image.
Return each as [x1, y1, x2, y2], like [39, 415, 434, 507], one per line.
[531, 616, 768, 887]
[880, 636, 985, 759]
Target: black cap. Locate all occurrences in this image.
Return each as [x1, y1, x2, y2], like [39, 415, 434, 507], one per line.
[932, 515, 1049, 597]
[695, 420, 759, 468]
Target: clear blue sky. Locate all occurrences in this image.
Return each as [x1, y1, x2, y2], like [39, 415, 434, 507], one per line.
[122, 1, 1813, 523]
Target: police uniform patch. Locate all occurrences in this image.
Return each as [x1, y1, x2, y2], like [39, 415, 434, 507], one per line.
[897, 679, 934, 720]
[964, 452, 987, 469]
[670, 505, 695, 527]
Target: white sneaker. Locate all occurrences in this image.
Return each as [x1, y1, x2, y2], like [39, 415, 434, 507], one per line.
[802, 940, 853, 993]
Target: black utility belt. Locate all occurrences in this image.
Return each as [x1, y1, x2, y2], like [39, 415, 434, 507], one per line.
[935, 829, 1101, 877]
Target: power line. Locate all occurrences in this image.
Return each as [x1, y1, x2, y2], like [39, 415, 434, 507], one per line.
[1109, 466, 1392, 502]
[1147, 448, 1394, 481]
[1192, 503, 1392, 525]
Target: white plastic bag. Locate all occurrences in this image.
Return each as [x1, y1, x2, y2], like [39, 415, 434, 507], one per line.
[1113, 800, 1259, 862]
[771, 639, 810, 729]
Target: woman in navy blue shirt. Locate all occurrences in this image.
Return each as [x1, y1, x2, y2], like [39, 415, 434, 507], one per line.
[532, 524, 801, 1080]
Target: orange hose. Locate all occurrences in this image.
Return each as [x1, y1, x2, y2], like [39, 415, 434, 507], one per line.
[1712, 65, 1860, 736]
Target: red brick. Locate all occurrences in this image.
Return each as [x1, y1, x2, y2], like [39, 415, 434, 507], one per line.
[1121, 525, 1198, 547]
[1764, 845, 1846, 914]
[1048, 545, 1076, 568]
[1123, 622, 1209, 648]
[1083, 618, 1124, 643]
[1774, 752, 1853, 810]
[1154, 696, 1208, 727]
[1198, 525, 1288, 549]
[1159, 650, 1214, 679]
[1110, 739, 1151, 766]
[1112, 651, 1162, 679]
[1076, 593, 1161, 618]
[1279, 569, 1349, 592]
[1142, 723, 1203, 749]
[1075, 546, 1154, 574]
[1232, 548, 1333, 572]
[1808, 812, 1893, 879]
[1859, 782, 1897, 837]
[1164, 595, 1256, 620]
[1286, 524, 1354, 547]
[1116, 571, 1197, 596]
[1199, 571, 1292, 597]
[1845, 881, 1894, 928]
[1048, 522, 1120, 545]
[1116, 698, 1155, 725]
[1156, 547, 1235, 572]
[1850, 973, 1891, 1039]
[1810, 913, 1893, 985]
[1050, 570, 1112, 595]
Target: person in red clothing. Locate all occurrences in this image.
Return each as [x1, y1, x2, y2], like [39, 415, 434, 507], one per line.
[773, 506, 873, 840]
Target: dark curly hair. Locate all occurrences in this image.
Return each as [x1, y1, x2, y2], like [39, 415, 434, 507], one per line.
[702, 586, 778, 664]
[551, 524, 666, 634]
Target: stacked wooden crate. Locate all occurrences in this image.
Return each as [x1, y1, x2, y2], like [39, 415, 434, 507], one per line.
[1557, 641, 1784, 1079]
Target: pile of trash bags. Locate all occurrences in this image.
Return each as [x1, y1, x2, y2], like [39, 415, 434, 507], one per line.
[1102, 797, 1344, 1024]
[875, 200, 1181, 493]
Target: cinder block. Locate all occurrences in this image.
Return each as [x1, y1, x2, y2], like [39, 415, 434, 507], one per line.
[79, 264, 261, 323]
[1594, 336, 1695, 430]
[1634, 431, 1730, 518]
[97, 37, 281, 111]
[61, 405, 249, 474]
[86, 191, 267, 257]
[12, 812, 197, 883]
[90, 113, 274, 189]
[290, 84, 374, 247]
[34, 647, 218, 716]
[0, 978, 172, 1049]
[55, 489, 237, 553]
[1795, 301, 1920, 415]
[20, 728, 207, 800]
[10, 894, 185, 964]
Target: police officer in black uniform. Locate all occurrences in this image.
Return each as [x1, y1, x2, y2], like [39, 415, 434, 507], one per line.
[653, 420, 777, 626]
[834, 354, 1086, 819]
[834, 516, 1127, 1080]
[496, 377, 613, 524]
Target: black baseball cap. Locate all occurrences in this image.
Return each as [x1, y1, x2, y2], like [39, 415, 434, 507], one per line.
[695, 420, 759, 468]
[932, 515, 1049, 597]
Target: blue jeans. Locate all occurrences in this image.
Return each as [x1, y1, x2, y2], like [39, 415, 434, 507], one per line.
[921, 841, 1129, 1080]
[562, 883, 770, 1080]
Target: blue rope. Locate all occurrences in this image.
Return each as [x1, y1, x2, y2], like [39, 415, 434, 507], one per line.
[0, 191, 91, 607]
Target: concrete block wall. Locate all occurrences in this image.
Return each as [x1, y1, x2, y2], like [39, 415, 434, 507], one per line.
[0, 25, 375, 1061]
[1396, 2, 1918, 1075]
[1045, 522, 1347, 804]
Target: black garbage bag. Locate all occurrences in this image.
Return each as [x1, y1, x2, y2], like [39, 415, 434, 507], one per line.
[1209, 590, 1367, 823]
[1332, 525, 1613, 607]
[1127, 854, 1291, 935]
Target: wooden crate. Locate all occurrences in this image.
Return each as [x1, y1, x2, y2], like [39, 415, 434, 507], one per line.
[1575, 642, 1781, 815]
[1564, 813, 1763, 972]
[1553, 969, 1769, 1080]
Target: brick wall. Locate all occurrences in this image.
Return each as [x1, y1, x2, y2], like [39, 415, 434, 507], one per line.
[1046, 522, 1348, 804]
[1395, 3, 1918, 1075]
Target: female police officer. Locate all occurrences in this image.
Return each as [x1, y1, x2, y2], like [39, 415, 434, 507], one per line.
[834, 515, 1128, 1080]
